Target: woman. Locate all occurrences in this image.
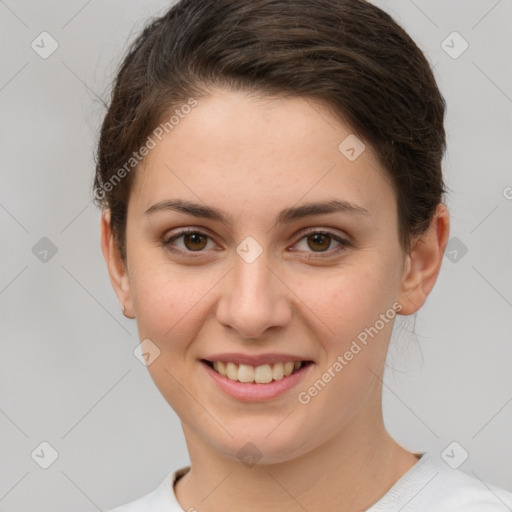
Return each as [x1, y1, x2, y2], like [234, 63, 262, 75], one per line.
[94, 0, 512, 510]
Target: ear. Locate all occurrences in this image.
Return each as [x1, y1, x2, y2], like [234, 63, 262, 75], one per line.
[397, 203, 450, 315]
[100, 210, 134, 318]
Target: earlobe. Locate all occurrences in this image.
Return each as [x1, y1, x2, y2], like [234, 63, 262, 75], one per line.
[100, 210, 135, 318]
[397, 203, 450, 316]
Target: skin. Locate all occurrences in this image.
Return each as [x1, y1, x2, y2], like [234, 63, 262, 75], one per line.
[101, 87, 450, 511]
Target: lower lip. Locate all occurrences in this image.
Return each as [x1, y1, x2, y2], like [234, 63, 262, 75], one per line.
[200, 361, 314, 402]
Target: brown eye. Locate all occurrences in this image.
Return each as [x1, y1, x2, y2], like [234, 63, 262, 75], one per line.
[182, 233, 208, 251]
[163, 229, 214, 255]
[306, 233, 332, 252]
[293, 229, 352, 260]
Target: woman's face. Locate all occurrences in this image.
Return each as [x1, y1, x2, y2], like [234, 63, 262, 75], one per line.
[107, 88, 417, 464]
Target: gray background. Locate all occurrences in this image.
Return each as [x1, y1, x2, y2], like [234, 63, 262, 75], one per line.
[0, 1, 511, 510]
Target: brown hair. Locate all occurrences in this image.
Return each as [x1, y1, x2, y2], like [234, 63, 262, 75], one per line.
[93, 0, 448, 262]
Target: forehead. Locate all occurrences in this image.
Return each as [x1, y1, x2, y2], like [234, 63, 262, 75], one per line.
[130, 88, 395, 226]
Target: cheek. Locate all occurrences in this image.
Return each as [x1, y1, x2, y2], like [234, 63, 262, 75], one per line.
[292, 260, 399, 407]
[295, 271, 397, 429]
[131, 268, 203, 341]
[128, 250, 229, 362]
[297, 261, 398, 347]
[128, 259, 208, 416]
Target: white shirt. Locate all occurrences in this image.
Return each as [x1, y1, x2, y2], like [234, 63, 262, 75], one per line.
[105, 452, 512, 511]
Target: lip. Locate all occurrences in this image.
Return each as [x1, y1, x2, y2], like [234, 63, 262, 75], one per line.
[201, 352, 312, 366]
[200, 359, 314, 402]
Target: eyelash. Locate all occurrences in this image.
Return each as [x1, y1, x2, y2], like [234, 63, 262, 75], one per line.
[161, 227, 352, 260]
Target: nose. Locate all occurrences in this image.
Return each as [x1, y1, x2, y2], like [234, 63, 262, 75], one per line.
[215, 248, 292, 340]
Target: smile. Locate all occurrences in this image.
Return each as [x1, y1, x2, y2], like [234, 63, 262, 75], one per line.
[202, 360, 309, 384]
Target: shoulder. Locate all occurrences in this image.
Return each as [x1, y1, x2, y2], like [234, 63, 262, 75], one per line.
[423, 457, 512, 511]
[104, 484, 161, 512]
[368, 452, 512, 511]
[103, 466, 190, 512]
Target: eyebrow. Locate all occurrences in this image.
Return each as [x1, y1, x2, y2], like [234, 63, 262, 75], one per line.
[144, 198, 370, 227]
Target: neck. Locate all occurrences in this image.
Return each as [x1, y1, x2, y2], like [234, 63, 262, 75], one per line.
[175, 397, 419, 511]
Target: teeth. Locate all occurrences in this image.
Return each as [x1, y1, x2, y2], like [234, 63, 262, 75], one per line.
[238, 364, 255, 383]
[217, 361, 226, 376]
[284, 361, 294, 376]
[272, 362, 284, 380]
[254, 364, 273, 383]
[210, 360, 305, 383]
[226, 362, 238, 380]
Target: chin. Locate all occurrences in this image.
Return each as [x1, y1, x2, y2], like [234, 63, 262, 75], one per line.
[207, 423, 316, 467]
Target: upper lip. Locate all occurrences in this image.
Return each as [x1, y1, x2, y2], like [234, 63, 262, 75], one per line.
[201, 353, 313, 366]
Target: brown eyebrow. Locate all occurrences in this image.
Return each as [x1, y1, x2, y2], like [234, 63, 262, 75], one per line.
[144, 198, 370, 227]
